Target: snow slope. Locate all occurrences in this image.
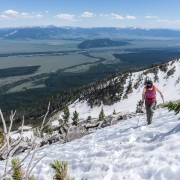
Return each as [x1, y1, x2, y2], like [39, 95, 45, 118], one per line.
[55, 59, 180, 122]
[1, 108, 180, 180]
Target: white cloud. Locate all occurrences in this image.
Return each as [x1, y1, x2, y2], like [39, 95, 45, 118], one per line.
[157, 19, 180, 23]
[157, 19, 170, 23]
[111, 13, 123, 19]
[54, 14, 75, 20]
[35, 14, 43, 18]
[0, 10, 43, 20]
[0, 14, 10, 20]
[21, 13, 33, 19]
[100, 14, 109, 17]
[3, 10, 19, 16]
[174, 20, 180, 23]
[80, 12, 96, 18]
[126, 15, 136, 19]
[45, 11, 49, 13]
[145, 15, 159, 19]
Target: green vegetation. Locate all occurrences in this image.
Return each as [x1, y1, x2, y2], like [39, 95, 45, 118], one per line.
[87, 115, 92, 122]
[72, 110, 79, 126]
[11, 157, 24, 180]
[113, 49, 180, 68]
[50, 160, 75, 180]
[113, 109, 116, 115]
[59, 106, 70, 127]
[0, 66, 40, 78]
[99, 107, 105, 121]
[163, 101, 180, 119]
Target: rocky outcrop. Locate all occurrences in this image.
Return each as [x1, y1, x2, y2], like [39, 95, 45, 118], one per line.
[167, 66, 176, 77]
[159, 63, 169, 73]
[143, 67, 159, 75]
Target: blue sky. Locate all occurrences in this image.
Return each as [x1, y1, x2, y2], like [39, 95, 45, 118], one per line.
[0, 0, 180, 29]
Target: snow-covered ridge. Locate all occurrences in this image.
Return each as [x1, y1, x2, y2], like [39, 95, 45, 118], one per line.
[4, 30, 18, 37]
[59, 59, 180, 122]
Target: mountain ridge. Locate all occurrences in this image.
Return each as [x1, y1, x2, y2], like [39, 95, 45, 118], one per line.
[1, 26, 180, 40]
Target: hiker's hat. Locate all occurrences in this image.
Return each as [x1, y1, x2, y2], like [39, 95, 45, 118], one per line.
[147, 80, 153, 88]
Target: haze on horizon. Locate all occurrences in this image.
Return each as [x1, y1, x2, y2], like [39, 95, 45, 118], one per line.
[0, 0, 180, 29]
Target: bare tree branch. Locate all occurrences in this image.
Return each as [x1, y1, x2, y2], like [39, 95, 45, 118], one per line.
[0, 102, 51, 179]
[40, 102, 50, 132]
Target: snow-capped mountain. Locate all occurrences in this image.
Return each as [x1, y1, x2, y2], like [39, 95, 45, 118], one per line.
[0, 59, 180, 180]
[1, 26, 180, 39]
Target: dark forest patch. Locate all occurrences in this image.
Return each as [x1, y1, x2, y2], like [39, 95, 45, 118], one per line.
[0, 65, 40, 78]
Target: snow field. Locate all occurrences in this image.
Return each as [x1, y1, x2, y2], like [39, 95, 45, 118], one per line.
[1, 108, 180, 180]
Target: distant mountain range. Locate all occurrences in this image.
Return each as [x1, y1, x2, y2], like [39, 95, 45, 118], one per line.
[0, 26, 180, 40]
[77, 39, 130, 49]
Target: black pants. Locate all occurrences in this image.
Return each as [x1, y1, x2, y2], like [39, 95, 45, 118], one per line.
[145, 101, 157, 125]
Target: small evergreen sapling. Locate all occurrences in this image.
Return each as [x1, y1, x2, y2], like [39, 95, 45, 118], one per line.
[136, 100, 143, 113]
[11, 157, 25, 180]
[113, 109, 116, 115]
[99, 107, 105, 121]
[72, 110, 79, 126]
[87, 115, 92, 122]
[50, 160, 75, 180]
[59, 106, 70, 127]
[11, 157, 36, 180]
[29, 175, 36, 180]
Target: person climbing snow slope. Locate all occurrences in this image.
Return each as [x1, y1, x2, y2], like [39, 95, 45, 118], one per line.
[142, 80, 164, 125]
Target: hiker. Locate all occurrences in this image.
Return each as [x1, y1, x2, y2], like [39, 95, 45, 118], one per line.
[142, 80, 164, 125]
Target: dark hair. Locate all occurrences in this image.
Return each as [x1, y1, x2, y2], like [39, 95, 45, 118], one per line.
[146, 80, 153, 88]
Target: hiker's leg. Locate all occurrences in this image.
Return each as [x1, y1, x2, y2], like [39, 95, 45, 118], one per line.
[149, 102, 156, 124]
[145, 101, 151, 124]
[150, 102, 157, 113]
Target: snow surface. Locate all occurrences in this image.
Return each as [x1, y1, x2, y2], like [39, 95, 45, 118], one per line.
[10, 130, 33, 140]
[1, 108, 180, 180]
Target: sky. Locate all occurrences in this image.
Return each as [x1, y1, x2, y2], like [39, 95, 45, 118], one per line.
[0, 0, 180, 29]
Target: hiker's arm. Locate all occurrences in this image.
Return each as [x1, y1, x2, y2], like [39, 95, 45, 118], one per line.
[156, 87, 164, 99]
[142, 88, 146, 102]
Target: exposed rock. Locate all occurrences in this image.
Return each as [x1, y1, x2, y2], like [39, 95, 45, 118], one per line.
[143, 67, 159, 75]
[159, 63, 168, 73]
[154, 74, 159, 82]
[66, 131, 89, 142]
[84, 123, 100, 131]
[47, 134, 60, 144]
[167, 66, 176, 77]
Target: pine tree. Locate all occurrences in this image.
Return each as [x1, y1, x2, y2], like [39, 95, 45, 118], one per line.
[59, 106, 70, 127]
[87, 115, 92, 122]
[11, 157, 24, 180]
[113, 109, 116, 115]
[50, 160, 75, 180]
[163, 101, 180, 119]
[99, 107, 105, 121]
[72, 110, 79, 126]
[29, 175, 36, 180]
